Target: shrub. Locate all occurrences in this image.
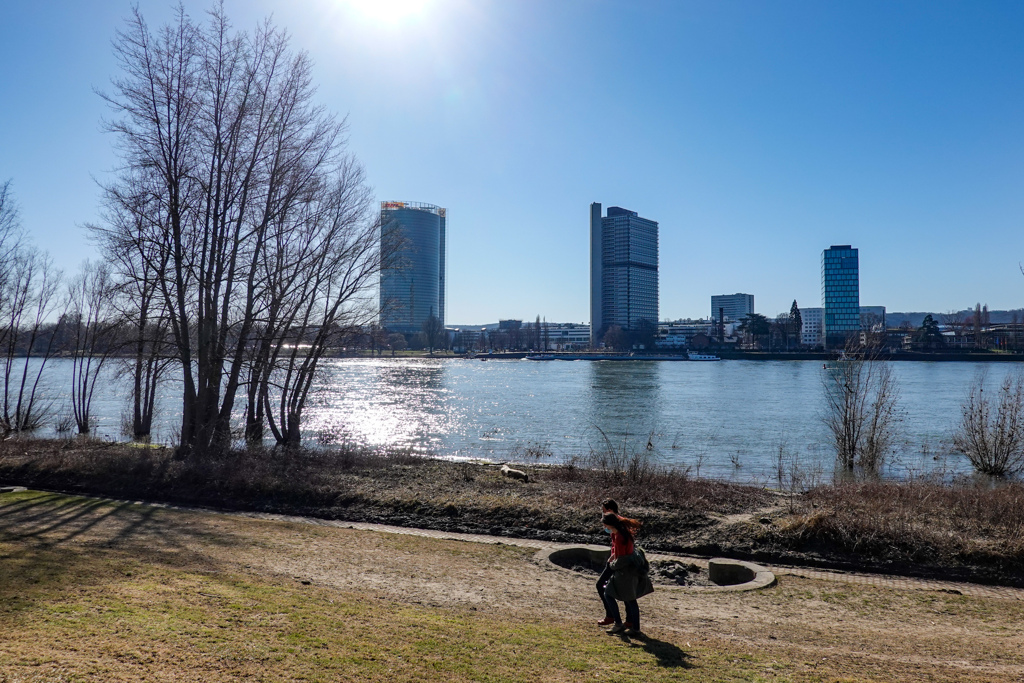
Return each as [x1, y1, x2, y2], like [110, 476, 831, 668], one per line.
[952, 372, 1024, 476]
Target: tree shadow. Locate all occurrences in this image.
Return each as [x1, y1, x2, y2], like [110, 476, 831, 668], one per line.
[0, 490, 250, 618]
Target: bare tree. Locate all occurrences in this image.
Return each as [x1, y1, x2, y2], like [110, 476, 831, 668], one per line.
[66, 261, 117, 434]
[940, 310, 965, 347]
[0, 183, 63, 435]
[821, 345, 902, 473]
[421, 313, 444, 354]
[92, 184, 177, 440]
[98, 6, 382, 455]
[0, 180, 25, 356]
[367, 323, 386, 356]
[858, 362, 901, 471]
[387, 333, 407, 357]
[0, 247, 63, 435]
[0, 180, 22, 275]
[952, 371, 1024, 476]
[973, 303, 984, 349]
[247, 172, 383, 448]
[773, 312, 790, 352]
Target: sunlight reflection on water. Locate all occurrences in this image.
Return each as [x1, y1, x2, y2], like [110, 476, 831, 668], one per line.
[21, 357, 1022, 482]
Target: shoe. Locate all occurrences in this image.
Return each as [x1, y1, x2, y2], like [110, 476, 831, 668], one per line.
[623, 627, 642, 637]
[597, 617, 615, 626]
[606, 622, 627, 634]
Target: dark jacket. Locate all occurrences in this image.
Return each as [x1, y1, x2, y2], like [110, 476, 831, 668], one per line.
[605, 547, 654, 602]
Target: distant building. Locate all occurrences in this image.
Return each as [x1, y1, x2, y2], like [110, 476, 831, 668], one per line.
[450, 327, 484, 353]
[379, 201, 447, 335]
[711, 293, 754, 322]
[860, 306, 887, 332]
[822, 245, 860, 349]
[658, 320, 714, 348]
[542, 323, 591, 351]
[801, 307, 823, 347]
[590, 203, 659, 347]
[802, 305, 884, 348]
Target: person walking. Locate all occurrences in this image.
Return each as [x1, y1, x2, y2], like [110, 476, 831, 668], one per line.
[598, 511, 653, 636]
[595, 499, 619, 627]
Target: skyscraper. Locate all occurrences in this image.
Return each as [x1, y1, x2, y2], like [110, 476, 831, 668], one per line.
[379, 201, 446, 335]
[822, 244, 860, 349]
[590, 203, 659, 347]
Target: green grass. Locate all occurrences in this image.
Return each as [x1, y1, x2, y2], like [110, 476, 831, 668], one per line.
[0, 551, 773, 682]
[0, 492, 781, 682]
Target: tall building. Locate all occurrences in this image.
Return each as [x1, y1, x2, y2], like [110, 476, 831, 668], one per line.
[822, 244, 860, 349]
[590, 203, 659, 347]
[379, 201, 446, 335]
[711, 293, 754, 322]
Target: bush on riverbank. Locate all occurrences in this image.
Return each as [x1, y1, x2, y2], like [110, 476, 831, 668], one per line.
[774, 479, 1024, 575]
[1, 437, 1022, 585]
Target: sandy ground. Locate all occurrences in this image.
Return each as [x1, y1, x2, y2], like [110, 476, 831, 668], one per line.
[1, 491, 1023, 681]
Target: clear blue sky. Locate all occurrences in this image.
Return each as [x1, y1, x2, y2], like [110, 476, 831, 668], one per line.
[2, 0, 1023, 324]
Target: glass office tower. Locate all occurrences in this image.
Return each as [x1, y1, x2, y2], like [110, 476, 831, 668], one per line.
[590, 203, 659, 346]
[822, 245, 860, 349]
[379, 201, 446, 335]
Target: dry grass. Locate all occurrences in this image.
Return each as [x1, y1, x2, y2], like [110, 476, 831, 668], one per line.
[774, 479, 1024, 578]
[2, 490, 1024, 682]
[0, 437, 768, 531]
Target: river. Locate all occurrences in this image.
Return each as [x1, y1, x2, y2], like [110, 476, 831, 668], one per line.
[15, 357, 1023, 483]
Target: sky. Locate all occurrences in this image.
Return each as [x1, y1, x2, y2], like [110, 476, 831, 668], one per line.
[2, 0, 1023, 325]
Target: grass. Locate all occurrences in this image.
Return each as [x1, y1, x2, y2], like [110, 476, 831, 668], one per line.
[2, 568, 697, 681]
[3, 437, 1024, 585]
[0, 491, 780, 682]
[3, 490, 1024, 682]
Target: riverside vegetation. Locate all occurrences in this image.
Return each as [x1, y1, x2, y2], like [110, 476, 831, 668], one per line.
[2, 436, 1023, 588]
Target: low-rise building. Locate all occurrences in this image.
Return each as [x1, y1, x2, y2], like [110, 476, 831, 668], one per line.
[542, 323, 591, 351]
[657, 319, 716, 348]
[860, 306, 887, 332]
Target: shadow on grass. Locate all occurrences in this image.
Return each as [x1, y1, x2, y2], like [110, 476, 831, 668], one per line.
[0, 490, 248, 618]
[613, 632, 693, 668]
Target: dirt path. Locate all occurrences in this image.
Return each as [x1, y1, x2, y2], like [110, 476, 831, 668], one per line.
[2, 490, 1023, 681]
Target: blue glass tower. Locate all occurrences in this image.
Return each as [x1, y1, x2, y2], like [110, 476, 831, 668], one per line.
[822, 245, 860, 349]
[379, 201, 446, 335]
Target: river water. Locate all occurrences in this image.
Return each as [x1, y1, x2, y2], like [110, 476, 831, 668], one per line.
[18, 357, 1023, 483]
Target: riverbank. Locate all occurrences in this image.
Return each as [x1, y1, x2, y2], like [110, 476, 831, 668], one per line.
[4, 489, 1022, 681]
[1, 438, 1022, 587]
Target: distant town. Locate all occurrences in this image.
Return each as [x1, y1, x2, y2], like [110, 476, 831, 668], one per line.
[376, 201, 1022, 356]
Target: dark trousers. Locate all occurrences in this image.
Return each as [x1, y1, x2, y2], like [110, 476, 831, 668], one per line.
[597, 564, 640, 629]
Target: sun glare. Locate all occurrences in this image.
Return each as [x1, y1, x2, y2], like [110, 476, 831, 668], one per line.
[345, 0, 433, 26]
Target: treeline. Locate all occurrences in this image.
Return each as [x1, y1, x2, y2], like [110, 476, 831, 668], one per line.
[0, 6, 390, 454]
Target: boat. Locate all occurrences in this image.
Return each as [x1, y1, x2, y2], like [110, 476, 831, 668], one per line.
[525, 354, 556, 361]
[687, 353, 721, 361]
